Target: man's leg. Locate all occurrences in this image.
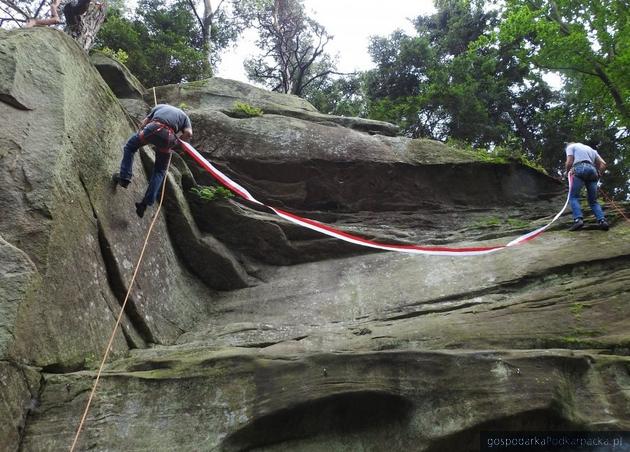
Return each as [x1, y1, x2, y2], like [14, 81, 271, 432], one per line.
[116, 132, 144, 186]
[569, 176, 585, 220]
[568, 176, 585, 230]
[585, 180, 608, 230]
[136, 150, 171, 217]
[585, 180, 604, 220]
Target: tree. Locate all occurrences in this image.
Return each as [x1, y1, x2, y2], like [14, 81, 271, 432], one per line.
[185, 0, 249, 66]
[497, 0, 630, 126]
[0, 0, 36, 27]
[494, 0, 630, 195]
[0, 0, 107, 50]
[243, 0, 337, 96]
[95, 0, 211, 87]
[304, 74, 367, 117]
[363, 0, 557, 152]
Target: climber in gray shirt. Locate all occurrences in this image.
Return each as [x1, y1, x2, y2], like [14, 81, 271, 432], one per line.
[564, 142, 608, 231]
[114, 104, 193, 218]
[144, 104, 193, 137]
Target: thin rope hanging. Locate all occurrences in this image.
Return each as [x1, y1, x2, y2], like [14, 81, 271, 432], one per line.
[70, 88, 169, 452]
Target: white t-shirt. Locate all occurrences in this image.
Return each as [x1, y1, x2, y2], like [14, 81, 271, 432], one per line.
[565, 143, 600, 165]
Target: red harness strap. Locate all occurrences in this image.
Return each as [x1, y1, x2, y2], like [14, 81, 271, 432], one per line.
[138, 120, 176, 152]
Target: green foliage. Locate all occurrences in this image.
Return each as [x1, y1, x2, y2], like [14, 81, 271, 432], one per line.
[361, 1, 560, 159]
[570, 302, 588, 318]
[506, 218, 529, 228]
[95, 0, 211, 87]
[99, 47, 129, 64]
[304, 74, 367, 117]
[190, 185, 234, 201]
[232, 101, 263, 118]
[327, 0, 628, 196]
[498, 0, 630, 124]
[473, 216, 502, 228]
[561, 328, 604, 346]
[494, 0, 630, 196]
[447, 139, 547, 174]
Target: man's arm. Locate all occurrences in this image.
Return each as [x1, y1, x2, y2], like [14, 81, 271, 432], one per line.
[565, 155, 574, 174]
[180, 127, 192, 142]
[138, 118, 150, 129]
[595, 156, 606, 177]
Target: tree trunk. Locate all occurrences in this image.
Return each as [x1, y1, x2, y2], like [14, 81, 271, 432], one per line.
[593, 63, 630, 124]
[65, 1, 107, 51]
[202, 0, 212, 65]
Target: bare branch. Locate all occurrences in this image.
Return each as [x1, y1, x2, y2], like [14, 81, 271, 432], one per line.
[0, 3, 25, 24]
[33, 0, 48, 18]
[537, 64, 599, 77]
[187, 0, 204, 33]
[1, 15, 26, 24]
[0, 0, 30, 19]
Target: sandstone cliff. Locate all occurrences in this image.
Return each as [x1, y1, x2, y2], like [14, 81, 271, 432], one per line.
[1, 28, 629, 452]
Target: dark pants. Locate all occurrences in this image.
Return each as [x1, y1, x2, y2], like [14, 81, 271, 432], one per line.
[119, 123, 175, 206]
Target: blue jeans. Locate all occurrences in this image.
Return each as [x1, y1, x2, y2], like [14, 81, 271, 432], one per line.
[570, 163, 605, 221]
[119, 123, 174, 206]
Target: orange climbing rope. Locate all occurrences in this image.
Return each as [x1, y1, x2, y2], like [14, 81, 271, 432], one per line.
[70, 87, 168, 452]
[69, 155, 171, 452]
[600, 188, 630, 223]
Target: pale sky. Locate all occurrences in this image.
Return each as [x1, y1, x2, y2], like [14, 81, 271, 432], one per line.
[216, 0, 437, 82]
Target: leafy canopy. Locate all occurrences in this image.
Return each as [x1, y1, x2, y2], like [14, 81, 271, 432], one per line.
[95, 0, 211, 87]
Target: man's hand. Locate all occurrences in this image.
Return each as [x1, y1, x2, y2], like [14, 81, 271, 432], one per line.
[137, 117, 150, 130]
[180, 127, 193, 142]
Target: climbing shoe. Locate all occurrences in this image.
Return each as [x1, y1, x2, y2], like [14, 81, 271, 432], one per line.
[568, 218, 584, 231]
[597, 219, 610, 231]
[135, 202, 147, 218]
[113, 173, 131, 188]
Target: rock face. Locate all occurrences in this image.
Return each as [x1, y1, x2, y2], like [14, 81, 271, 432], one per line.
[1, 27, 629, 452]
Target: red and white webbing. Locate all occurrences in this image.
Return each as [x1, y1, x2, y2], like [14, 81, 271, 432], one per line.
[180, 140, 571, 256]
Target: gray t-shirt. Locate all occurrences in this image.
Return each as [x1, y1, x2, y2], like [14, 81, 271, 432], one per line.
[147, 104, 192, 133]
[566, 142, 600, 165]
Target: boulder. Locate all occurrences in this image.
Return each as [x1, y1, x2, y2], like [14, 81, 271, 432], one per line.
[90, 51, 146, 100]
[0, 28, 230, 374]
[154, 77, 400, 136]
[20, 349, 630, 451]
[0, 362, 40, 452]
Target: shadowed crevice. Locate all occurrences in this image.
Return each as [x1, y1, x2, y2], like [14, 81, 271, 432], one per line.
[221, 391, 413, 451]
[78, 173, 155, 346]
[0, 94, 31, 110]
[425, 408, 585, 452]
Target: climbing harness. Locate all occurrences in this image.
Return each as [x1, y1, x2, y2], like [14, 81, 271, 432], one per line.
[138, 121, 177, 153]
[179, 139, 574, 256]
